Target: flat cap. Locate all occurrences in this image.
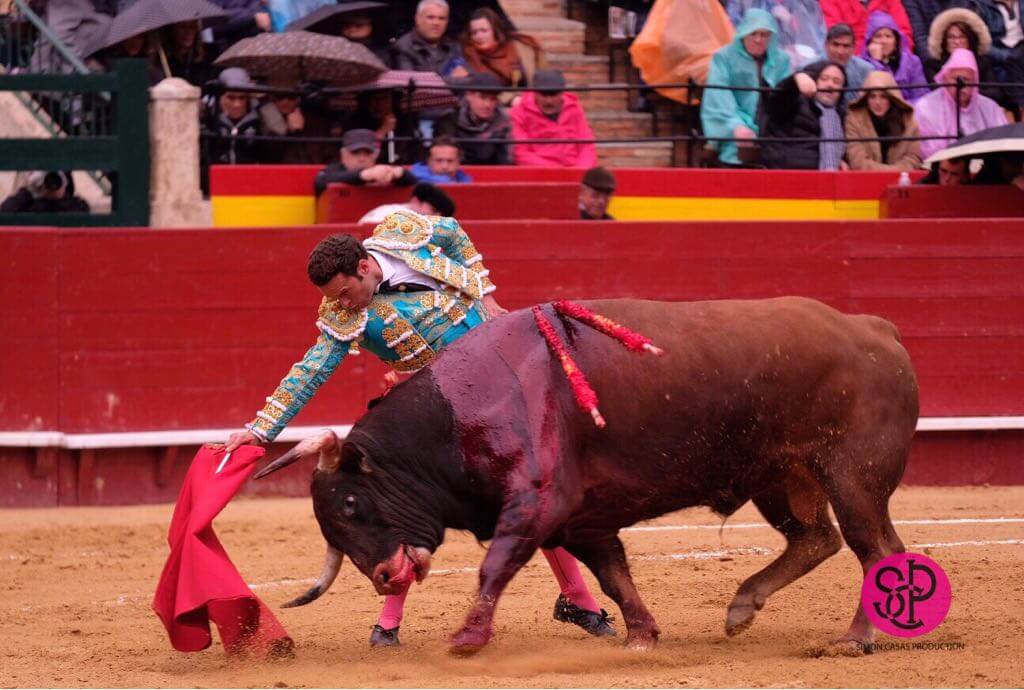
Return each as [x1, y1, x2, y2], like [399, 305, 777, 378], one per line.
[342, 128, 379, 152]
[532, 68, 567, 93]
[581, 166, 617, 193]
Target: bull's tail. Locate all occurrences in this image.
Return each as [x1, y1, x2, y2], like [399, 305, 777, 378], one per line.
[281, 545, 343, 608]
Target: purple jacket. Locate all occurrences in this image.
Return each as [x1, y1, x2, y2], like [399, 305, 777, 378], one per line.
[860, 11, 928, 102]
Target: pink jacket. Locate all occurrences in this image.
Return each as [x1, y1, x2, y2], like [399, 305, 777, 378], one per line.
[820, 0, 915, 52]
[510, 92, 598, 168]
[914, 49, 1008, 159]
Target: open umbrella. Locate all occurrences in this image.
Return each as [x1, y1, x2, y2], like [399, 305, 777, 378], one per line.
[213, 31, 387, 86]
[924, 123, 1024, 164]
[284, 1, 386, 35]
[327, 70, 458, 111]
[83, 0, 225, 58]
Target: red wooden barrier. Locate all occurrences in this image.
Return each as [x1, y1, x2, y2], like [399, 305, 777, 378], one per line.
[315, 182, 579, 224]
[881, 184, 1024, 218]
[2, 218, 1024, 506]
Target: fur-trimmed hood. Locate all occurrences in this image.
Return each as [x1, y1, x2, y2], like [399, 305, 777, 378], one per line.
[927, 7, 992, 59]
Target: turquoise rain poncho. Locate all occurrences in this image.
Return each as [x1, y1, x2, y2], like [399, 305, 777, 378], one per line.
[701, 8, 791, 165]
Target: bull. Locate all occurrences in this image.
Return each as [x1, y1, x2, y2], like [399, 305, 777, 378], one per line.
[256, 297, 919, 655]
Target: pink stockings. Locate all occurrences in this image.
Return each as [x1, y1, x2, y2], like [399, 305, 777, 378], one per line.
[376, 547, 600, 629]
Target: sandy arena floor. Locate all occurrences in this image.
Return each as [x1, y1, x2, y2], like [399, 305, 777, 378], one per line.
[1, 486, 1022, 688]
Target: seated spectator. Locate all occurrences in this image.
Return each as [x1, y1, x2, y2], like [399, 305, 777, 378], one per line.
[460, 8, 545, 92]
[410, 136, 472, 183]
[434, 71, 512, 165]
[259, 89, 334, 164]
[157, 21, 213, 86]
[819, 0, 915, 52]
[334, 3, 391, 64]
[509, 69, 597, 168]
[914, 48, 1008, 158]
[207, 0, 271, 57]
[314, 128, 417, 196]
[727, 0, 828, 67]
[825, 23, 874, 105]
[919, 157, 971, 184]
[358, 182, 456, 223]
[701, 8, 791, 167]
[578, 166, 617, 220]
[971, 152, 1024, 187]
[201, 68, 263, 179]
[969, 0, 1024, 116]
[391, 0, 467, 78]
[860, 12, 928, 102]
[331, 90, 421, 164]
[0, 171, 89, 214]
[904, 0, 947, 61]
[844, 71, 923, 170]
[760, 61, 847, 170]
[89, 31, 164, 85]
[923, 8, 1010, 108]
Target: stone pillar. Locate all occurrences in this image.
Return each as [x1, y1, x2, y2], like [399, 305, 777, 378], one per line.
[149, 78, 210, 227]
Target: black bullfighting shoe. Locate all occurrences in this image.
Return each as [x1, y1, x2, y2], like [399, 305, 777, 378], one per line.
[369, 624, 401, 647]
[553, 594, 617, 637]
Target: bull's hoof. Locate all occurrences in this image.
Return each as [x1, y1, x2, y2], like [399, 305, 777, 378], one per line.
[369, 624, 400, 647]
[624, 632, 657, 652]
[449, 627, 490, 656]
[725, 604, 757, 637]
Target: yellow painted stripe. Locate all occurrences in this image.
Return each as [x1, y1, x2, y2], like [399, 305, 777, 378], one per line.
[212, 195, 316, 227]
[609, 196, 880, 221]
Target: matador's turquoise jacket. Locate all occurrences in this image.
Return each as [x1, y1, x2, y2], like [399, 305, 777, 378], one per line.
[247, 210, 497, 442]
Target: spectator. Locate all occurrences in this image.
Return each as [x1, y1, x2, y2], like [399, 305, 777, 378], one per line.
[334, 3, 391, 64]
[971, 151, 1024, 186]
[0, 171, 89, 213]
[201, 68, 263, 176]
[509, 68, 597, 168]
[825, 23, 873, 104]
[914, 48, 1008, 158]
[358, 182, 456, 223]
[157, 21, 213, 86]
[207, 0, 271, 57]
[960, 0, 1024, 115]
[860, 12, 928, 102]
[259, 90, 334, 164]
[919, 157, 970, 183]
[904, 0, 948, 60]
[819, 0, 915, 52]
[313, 128, 417, 196]
[434, 72, 512, 165]
[460, 7, 546, 91]
[410, 136, 472, 183]
[701, 8, 791, 167]
[923, 8, 1005, 107]
[726, 0, 828, 67]
[759, 60, 847, 170]
[390, 0, 467, 77]
[331, 90, 420, 164]
[844, 71, 923, 170]
[578, 166, 617, 220]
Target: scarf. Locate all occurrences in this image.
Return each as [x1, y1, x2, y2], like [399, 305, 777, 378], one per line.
[818, 103, 845, 170]
[462, 36, 534, 86]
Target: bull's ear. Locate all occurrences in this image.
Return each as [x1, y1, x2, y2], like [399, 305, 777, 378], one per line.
[339, 442, 373, 475]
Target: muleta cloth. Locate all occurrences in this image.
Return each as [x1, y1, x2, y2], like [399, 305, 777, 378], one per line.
[152, 444, 292, 656]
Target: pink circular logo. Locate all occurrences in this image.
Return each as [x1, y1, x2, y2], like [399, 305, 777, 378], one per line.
[861, 552, 952, 637]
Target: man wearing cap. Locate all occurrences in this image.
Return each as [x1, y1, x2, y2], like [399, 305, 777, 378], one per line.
[314, 129, 418, 197]
[357, 181, 456, 223]
[435, 71, 513, 165]
[200, 67, 264, 191]
[509, 68, 598, 168]
[578, 166, 617, 220]
[222, 209, 616, 648]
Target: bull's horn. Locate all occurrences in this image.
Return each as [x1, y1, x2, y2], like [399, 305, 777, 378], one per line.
[282, 545, 343, 608]
[253, 429, 339, 480]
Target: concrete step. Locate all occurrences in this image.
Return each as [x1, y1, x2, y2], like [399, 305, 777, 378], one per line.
[587, 110, 652, 139]
[597, 141, 674, 168]
[576, 87, 630, 113]
[513, 17, 585, 55]
[501, 0, 564, 21]
[548, 53, 609, 84]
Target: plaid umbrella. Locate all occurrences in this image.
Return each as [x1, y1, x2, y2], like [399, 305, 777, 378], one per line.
[328, 70, 457, 111]
[84, 0, 225, 57]
[214, 31, 387, 86]
[284, 1, 386, 35]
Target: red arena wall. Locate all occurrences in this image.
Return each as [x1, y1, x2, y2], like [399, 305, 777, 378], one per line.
[1, 219, 1022, 506]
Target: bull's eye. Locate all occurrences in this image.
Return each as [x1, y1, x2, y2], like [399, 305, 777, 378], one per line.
[343, 494, 356, 517]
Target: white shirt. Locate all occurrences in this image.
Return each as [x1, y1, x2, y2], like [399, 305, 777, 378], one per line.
[359, 203, 411, 224]
[367, 249, 440, 292]
[997, 2, 1023, 47]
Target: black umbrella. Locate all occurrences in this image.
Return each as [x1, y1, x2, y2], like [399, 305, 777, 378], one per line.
[924, 123, 1024, 164]
[83, 0, 225, 57]
[284, 2, 386, 36]
[214, 31, 387, 87]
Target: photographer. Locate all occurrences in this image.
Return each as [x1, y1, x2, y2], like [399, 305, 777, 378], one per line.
[1, 171, 90, 214]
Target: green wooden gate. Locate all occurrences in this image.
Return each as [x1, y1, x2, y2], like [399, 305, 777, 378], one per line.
[0, 60, 150, 227]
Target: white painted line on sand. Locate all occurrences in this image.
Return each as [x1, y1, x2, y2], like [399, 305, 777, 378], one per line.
[624, 517, 1024, 533]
